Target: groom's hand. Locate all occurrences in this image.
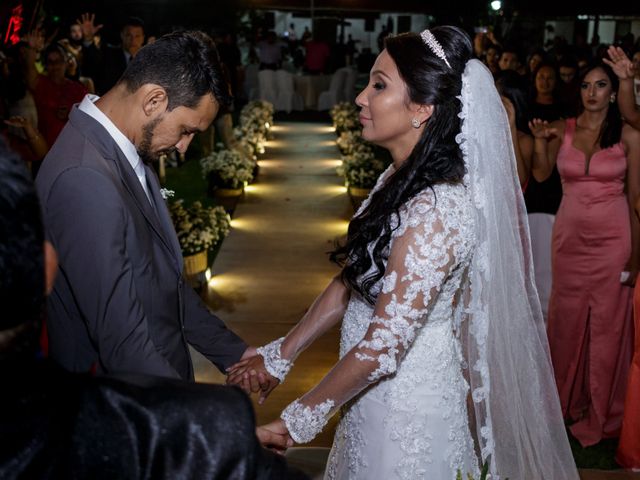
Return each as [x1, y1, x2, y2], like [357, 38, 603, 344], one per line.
[227, 354, 280, 403]
[256, 420, 293, 454]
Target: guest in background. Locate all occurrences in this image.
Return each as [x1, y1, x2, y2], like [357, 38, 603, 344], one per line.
[530, 61, 640, 447]
[498, 46, 520, 72]
[81, 14, 146, 95]
[495, 70, 533, 187]
[527, 62, 563, 198]
[257, 31, 282, 70]
[484, 43, 501, 75]
[605, 45, 640, 471]
[605, 48, 639, 128]
[1, 40, 48, 168]
[26, 42, 87, 150]
[529, 62, 562, 121]
[558, 56, 581, 117]
[527, 48, 545, 79]
[303, 36, 330, 74]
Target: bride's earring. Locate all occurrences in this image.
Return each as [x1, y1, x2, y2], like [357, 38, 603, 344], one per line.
[411, 118, 421, 128]
[610, 94, 616, 103]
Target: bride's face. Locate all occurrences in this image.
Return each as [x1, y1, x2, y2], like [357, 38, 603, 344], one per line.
[355, 50, 422, 151]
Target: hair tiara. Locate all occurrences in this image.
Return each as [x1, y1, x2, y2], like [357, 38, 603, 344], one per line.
[420, 29, 452, 69]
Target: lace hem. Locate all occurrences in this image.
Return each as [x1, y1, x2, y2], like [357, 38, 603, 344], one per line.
[281, 398, 335, 443]
[256, 337, 292, 382]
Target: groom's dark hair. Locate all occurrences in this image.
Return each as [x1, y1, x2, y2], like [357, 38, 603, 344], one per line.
[118, 30, 232, 110]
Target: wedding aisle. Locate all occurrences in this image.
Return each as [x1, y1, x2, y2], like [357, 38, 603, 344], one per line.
[192, 121, 350, 447]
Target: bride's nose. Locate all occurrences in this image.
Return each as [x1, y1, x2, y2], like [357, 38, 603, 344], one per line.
[355, 89, 367, 108]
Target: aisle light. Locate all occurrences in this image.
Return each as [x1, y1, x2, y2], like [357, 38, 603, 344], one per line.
[311, 126, 337, 134]
[205, 268, 212, 282]
[491, 0, 501, 10]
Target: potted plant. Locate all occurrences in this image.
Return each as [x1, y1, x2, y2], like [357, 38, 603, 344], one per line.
[330, 102, 359, 135]
[200, 148, 255, 194]
[168, 199, 231, 276]
[337, 150, 387, 201]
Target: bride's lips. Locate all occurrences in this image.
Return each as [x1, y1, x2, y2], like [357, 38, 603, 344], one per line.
[359, 114, 371, 124]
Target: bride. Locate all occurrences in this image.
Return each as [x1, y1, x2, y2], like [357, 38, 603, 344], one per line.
[228, 26, 579, 480]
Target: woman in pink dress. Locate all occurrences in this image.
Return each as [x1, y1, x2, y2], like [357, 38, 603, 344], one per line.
[530, 61, 640, 447]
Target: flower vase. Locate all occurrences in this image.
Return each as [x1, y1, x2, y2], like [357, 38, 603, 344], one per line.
[183, 250, 208, 276]
[214, 189, 243, 215]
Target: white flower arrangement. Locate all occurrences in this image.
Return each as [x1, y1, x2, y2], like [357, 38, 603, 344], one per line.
[168, 200, 231, 255]
[336, 130, 374, 156]
[330, 102, 359, 133]
[200, 149, 255, 189]
[234, 100, 274, 156]
[337, 150, 386, 189]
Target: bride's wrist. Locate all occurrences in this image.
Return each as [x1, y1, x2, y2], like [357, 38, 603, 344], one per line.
[256, 337, 293, 382]
[281, 398, 335, 444]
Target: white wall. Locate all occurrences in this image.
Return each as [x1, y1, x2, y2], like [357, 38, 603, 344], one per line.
[544, 20, 574, 45]
[588, 19, 616, 44]
[632, 21, 640, 41]
[269, 11, 428, 53]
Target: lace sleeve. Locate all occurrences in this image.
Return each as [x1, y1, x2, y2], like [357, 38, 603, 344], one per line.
[282, 192, 469, 443]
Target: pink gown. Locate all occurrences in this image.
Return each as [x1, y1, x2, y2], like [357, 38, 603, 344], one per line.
[547, 118, 634, 447]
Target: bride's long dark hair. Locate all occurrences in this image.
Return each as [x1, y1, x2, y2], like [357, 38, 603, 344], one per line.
[330, 26, 473, 304]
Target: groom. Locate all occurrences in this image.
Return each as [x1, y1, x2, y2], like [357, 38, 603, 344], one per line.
[36, 30, 265, 384]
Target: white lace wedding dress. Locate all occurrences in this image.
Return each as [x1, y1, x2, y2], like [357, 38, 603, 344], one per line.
[279, 167, 481, 480]
[325, 185, 478, 480]
[324, 177, 479, 480]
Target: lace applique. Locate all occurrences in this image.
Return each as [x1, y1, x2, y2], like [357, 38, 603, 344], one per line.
[256, 337, 292, 382]
[326, 404, 368, 479]
[281, 398, 335, 444]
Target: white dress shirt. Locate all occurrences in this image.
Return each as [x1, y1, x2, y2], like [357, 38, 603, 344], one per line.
[78, 94, 152, 203]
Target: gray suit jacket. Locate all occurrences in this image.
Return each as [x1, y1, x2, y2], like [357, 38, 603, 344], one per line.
[36, 106, 247, 380]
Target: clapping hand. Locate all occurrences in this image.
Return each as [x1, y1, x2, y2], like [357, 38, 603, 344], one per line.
[256, 419, 293, 455]
[604, 46, 635, 80]
[528, 118, 558, 140]
[227, 354, 280, 404]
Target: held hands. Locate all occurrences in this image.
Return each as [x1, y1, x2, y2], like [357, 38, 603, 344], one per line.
[227, 353, 280, 404]
[528, 118, 558, 140]
[256, 419, 293, 455]
[604, 46, 635, 81]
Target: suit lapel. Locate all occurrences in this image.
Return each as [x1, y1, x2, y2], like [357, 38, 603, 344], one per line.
[69, 107, 181, 273]
[145, 165, 184, 271]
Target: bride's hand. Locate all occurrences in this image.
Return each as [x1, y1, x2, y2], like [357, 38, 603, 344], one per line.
[256, 419, 293, 454]
[227, 355, 280, 404]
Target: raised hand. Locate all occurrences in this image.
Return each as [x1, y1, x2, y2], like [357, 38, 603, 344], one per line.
[528, 118, 558, 140]
[76, 13, 103, 43]
[227, 354, 280, 404]
[604, 46, 634, 80]
[23, 28, 44, 53]
[256, 419, 293, 454]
